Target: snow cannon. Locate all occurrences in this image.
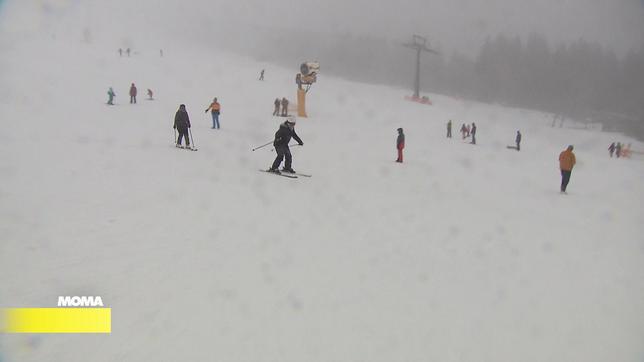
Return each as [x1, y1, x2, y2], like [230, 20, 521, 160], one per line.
[297, 61, 320, 87]
[296, 61, 319, 118]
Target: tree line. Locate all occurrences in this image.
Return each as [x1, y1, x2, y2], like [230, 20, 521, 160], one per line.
[221, 29, 644, 137]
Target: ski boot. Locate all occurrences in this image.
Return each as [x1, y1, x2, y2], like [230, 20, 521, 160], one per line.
[267, 168, 281, 175]
[281, 167, 296, 174]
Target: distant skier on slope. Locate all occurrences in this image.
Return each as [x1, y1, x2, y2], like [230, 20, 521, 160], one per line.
[174, 104, 192, 149]
[447, 120, 452, 138]
[259, 69, 265, 81]
[608, 142, 616, 157]
[615, 142, 622, 158]
[460, 123, 467, 139]
[268, 118, 303, 174]
[470, 122, 477, 144]
[558, 145, 576, 194]
[515, 130, 521, 151]
[396, 128, 405, 163]
[281, 97, 289, 117]
[204, 97, 221, 129]
[147, 89, 154, 100]
[107, 87, 116, 105]
[129, 83, 137, 104]
[273, 98, 280, 116]
[622, 143, 632, 158]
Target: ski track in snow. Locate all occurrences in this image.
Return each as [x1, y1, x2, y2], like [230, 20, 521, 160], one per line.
[1, 6, 644, 362]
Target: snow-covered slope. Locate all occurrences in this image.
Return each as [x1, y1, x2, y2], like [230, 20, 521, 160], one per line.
[1, 3, 644, 362]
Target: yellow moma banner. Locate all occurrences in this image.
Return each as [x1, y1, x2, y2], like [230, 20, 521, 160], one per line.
[1, 308, 111, 333]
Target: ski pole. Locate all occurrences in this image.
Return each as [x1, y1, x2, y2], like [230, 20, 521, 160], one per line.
[252, 141, 273, 151]
[188, 128, 196, 148]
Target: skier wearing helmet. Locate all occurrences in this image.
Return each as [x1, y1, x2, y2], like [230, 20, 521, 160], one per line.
[268, 118, 303, 174]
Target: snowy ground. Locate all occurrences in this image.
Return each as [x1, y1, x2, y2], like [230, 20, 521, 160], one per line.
[1, 3, 644, 362]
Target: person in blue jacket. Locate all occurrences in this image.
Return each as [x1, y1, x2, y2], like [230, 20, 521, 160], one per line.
[107, 87, 115, 105]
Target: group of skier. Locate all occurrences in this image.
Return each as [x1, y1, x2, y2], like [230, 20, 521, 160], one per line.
[105, 60, 631, 193]
[171, 98, 223, 149]
[169, 99, 601, 194]
[167, 96, 597, 193]
[106, 83, 153, 105]
[446, 119, 578, 193]
[608, 142, 631, 158]
[170, 100, 303, 172]
[447, 120, 521, 150]
[446, 121, 479, 144]
[118, 48, 163, 57]
[273, 98, 290, 117]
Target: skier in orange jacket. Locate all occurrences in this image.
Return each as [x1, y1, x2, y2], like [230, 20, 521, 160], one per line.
[558, 145, 576, 193]
[204, 97, 221, 129]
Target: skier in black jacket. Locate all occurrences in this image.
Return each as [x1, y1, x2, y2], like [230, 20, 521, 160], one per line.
[470, 122, 477, 144]
[396, 128, 405, 162]
[268, 118, 303, 174]
[174, 104, 192, 149]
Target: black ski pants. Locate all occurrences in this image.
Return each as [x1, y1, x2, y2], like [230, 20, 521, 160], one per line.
[177, 128, 190, 146]
[271, 145, 292, 170]
[560, 170, 572, 192]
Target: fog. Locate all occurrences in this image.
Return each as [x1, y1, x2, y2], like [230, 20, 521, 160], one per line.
[4, 0, 643, 55]
[1, 2, 644, 361]
[3, 0, 643, 134]
[212, 0, 644, 57]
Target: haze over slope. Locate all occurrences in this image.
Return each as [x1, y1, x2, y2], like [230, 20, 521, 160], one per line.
[4, 0, 642, 54]
[1, 1, 644, 362]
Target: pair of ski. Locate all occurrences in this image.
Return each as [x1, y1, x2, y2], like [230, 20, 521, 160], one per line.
[175, 144, 198, 151]
[260, 169, 311, 178]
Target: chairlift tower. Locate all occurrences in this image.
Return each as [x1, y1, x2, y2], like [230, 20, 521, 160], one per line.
[403, 35, 438, 98]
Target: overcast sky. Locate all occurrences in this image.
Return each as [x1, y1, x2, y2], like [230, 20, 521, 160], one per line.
[3, 0, 644, 56]
[204, 0, 644, 55]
